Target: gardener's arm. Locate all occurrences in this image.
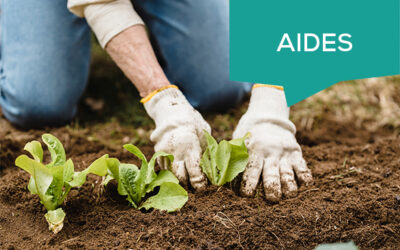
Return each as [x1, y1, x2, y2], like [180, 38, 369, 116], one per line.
[68, 0, 209, 190]
[106, 25, 171, 97]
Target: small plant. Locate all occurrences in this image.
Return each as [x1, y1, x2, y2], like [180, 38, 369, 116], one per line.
[15, 134, 107, 233]
[200, 131, 250, 186]
[91, 144, 188, 212]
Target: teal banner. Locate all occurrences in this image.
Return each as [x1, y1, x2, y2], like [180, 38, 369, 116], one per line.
[230, 0, 400, 106]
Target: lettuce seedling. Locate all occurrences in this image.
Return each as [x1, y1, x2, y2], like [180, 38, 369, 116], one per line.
[91, 144, 188, 212]
[200, 131, 250, 186]
[15, 134, 107, 233]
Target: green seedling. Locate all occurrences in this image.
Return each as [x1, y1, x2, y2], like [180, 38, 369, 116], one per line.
[200, 131, 250, 186]
[15, 134, 107, 233]
[91, 144, 188, 212]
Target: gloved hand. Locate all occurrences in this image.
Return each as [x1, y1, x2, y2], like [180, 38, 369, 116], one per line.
[143, 85, 210, 190]
[233, 85, 313, 202]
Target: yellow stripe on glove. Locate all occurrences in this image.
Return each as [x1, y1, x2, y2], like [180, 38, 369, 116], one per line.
[253, 84, 284, 91]
[140, 85, 179, 103]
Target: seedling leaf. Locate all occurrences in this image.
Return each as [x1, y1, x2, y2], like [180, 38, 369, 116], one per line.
[16, 155, 54, 209]
[63, 159, 74, 183]
[32, 160, 54, 210]
[201, 131, 249, 186]
[67, 156, 108, 187]
[140, 182, 188, 212]
[201, 132, 219, 185]
[146, 170, 179, 193]
[24, 141, 43, 163]
[119, 163, 140, 206]
[147, 152, 174, 184]
[42, 134, 66, 167]
[218, 134, 249, 185]
[28, 178, 38, 194]
[47, 165, 65, 208]
[216, 140, 231, 182]
[123, 144, 147, 168]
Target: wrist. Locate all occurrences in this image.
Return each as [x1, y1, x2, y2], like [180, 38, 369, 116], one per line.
[139, 82, 171, 98]
[105, 25, 171, 98]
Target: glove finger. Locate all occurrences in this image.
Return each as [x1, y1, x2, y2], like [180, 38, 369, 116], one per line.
[262, 157, 282, 203]
[171, 160, 189, 186]
[240, 152, 263, 197]
[184, 151, 207, 191]
[290, 151, 313, 186]
[279, 157, 298, 198]
[157, 156, 168, 170]
[198, 121, 212, 151]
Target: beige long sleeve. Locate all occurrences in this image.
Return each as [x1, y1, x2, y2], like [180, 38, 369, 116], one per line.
[68, 0, 144, 48]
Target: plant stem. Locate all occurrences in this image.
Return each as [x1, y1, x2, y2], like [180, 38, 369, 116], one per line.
[58, 185, 72, 206]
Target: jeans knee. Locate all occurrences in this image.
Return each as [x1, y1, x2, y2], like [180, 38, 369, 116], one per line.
[0, 75, 79, 129]
[1, 96, 76, 129]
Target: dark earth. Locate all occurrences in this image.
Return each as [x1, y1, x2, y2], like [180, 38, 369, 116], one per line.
[1, 111, 399, 249]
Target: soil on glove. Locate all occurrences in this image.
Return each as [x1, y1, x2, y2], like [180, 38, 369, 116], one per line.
[0, 116, 399, 249]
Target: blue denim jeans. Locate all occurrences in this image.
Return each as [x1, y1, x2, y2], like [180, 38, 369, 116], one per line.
[0, 0, 251, 128]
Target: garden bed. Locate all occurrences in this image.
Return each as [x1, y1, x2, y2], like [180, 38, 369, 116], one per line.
[1, 115, 399, 249]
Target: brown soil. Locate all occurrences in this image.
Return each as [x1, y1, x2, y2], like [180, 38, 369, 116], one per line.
[1, 117, 399, 249]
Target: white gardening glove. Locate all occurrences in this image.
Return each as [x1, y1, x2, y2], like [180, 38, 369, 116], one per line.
[233, 85, 313, 202]
[143, 85, 210, 190]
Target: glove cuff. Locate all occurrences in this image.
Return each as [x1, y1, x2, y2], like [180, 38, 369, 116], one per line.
[248, 85, 289, 118]
[143, 86, 190, 120]
[246, 85, 296, 134]
[140, 85, 179, 103]
[253, 83, 284, 91]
